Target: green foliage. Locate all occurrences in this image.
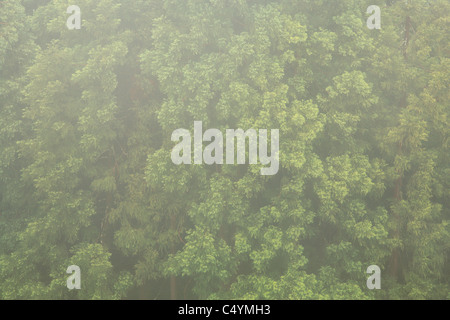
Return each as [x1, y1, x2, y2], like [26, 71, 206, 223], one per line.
[0, 0, 448, 300]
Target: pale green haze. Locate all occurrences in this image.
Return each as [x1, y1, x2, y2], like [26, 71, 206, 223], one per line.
[0, 0, 449, 300]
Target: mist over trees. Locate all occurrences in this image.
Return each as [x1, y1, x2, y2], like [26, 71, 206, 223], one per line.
[0, 0, 448, 299]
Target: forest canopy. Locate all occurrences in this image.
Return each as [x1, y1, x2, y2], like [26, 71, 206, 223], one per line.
[0, 0, 449, 300]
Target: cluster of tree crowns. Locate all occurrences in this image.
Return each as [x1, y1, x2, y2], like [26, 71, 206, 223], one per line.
[0, 0, 448, 300]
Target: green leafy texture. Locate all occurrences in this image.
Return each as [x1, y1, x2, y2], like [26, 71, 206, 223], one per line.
[0, 0, 448, 300]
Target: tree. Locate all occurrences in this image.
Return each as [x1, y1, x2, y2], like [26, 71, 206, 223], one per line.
[1, 0, 448, 300]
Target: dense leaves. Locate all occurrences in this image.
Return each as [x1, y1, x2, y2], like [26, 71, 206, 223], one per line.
[0, 0, 448, 299]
